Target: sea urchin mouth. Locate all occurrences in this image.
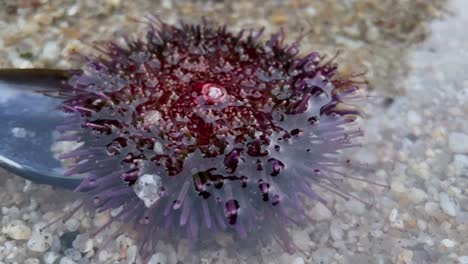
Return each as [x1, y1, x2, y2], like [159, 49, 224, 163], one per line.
[57, 19, 367, 259]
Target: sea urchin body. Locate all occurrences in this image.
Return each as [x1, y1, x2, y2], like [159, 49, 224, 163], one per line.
[57, 20, 366, 259]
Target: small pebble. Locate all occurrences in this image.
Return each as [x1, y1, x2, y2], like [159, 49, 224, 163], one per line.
[2, 220, 32, 240]
[345, 199, 366, 215]
[397, 249, 413, 264]
[441, 239, 457, 248]
[72, 233, 94, 253]
[309, 202, 332, 221]
[389, 208, 405, 229]
[43, 251, 60, 264]
[41, 41, 60, 62]
[305, 6, 317, 16]
[24, 258, 40, 264]
[27, 230, 53, 252]
[407, 110, 422, 125]
[418, 233, 435, 246]
[106, 0, 121, 7]
[453, 154, 468, 176]
[448, 132, 468, 153]
[458, 256, 468, 264]
[408, 187, 429, 204]
[133, 174, 163, 208]
[417, 219, 427, 231]
[425, 202, 441, 217]
[293, 230, 311, 250]
[67, 4, 80, 16]
[98, 250, 109, 262]
[93, 212, 110, 228]
[65, 219, 80, 232]
[370, 229, 383, 238]
[148, 252, 167, 264]
[439, 192, 458, 217]
[353, 148, 378, 165]
[161, 0, 172, 9]
[311, 248, 336, 264]
[59, 256, 77, 264]
[330, 220, 344, 241]
[127, 245, 139, 264]
[64, 248, 82, 261]
[292, 257, 305, 264]
[391, 181, 406, 194]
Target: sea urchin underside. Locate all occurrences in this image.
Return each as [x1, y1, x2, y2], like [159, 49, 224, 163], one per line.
[56, 19, 367, 260]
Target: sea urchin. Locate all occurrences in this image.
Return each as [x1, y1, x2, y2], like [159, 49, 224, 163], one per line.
[56, 19, 367, 260]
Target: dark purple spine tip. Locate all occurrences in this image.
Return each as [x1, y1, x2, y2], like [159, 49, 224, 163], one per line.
[225, 199, 240, 225]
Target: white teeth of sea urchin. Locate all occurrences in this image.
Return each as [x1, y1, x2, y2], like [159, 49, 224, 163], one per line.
[133, 174, 163, 208]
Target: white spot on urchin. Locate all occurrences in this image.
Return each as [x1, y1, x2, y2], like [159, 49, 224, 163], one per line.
[133, 174, 163, 208]
[153, 141, 164, 154]
[144, 110, 161, 126]
[207, 86, 223, 99]
[201, 83, 227, 103]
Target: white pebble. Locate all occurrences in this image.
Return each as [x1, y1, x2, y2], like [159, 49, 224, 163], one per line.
[458, 256, 468, 264]
[2, 220, 31, 240]
[93, 212, 110, 228]
[161, 0, 172, 9]
[425, 202, 441, 217]
[292, 257, 305, 264]
[133, 174, 163, 208]
[72, 233, 94, 253]
[43, 251, 60, 264]
[370, 229, 383, 238]
[148, 252, 167, 264]
[417, 219, 427, 231]
[389, 208, 405, 229]
[65, 248, 81, 261]
[127, 245, 139, 264]
[407, 110, 422, 125]
[310, 202, 332, 221]
[457, 211, 468, 224]
[24, 258, 40, 264]
[311, 248, 337, 264]
[453, 154, 468, 176]
[408, 187, 429, 204]
[65, 219, 80, 232]
[9, 54, 33, 68]
[441, 239, 457, 248]
[41, 41, 60, 62]
[59, 256, 77, 264]
[353, 148, 378, 165]
[292, 230, 311, 250]
[330, 220, 344, 241]
[418, 233, 434, 246]
[448, 132, 468, 153]
[391, 181, 406, 194]
[345, 199, 366, 215]
[27, 230, 53, 252]
[439, 192, 458, 217]
[305, 6, 317, 16]
[397, 249, 413, 264]
[105, 0, 121, 7]
[67, 4, 79, 16]
[98, 250, 109, 262]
